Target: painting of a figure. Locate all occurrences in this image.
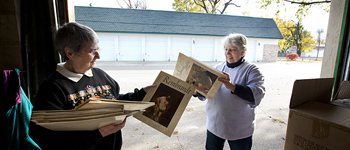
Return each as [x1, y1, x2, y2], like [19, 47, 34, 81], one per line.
[142, 83, 184, 127]
[186, 63, 218, 94]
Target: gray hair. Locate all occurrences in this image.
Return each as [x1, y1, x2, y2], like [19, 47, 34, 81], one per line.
[222, 33, 248, 56]
[54, 22, 99, 61]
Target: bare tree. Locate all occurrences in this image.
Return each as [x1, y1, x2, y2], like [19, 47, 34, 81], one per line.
[193, 0, 240, 14]
[134, 0, 147, 9]
[284, 0, 331, 5]
[116, 0, 147, 9]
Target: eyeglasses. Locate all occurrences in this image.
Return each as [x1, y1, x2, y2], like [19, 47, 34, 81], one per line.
[84, 48, 101, 56]
[225, 48, 238, 53]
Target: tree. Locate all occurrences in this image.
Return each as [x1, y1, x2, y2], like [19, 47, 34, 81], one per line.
[274, 15, 316, 56]
[115, 0, 147, 9]
[283, 0, 330, 5]
[285, 21, 316, 56]
[172, 0, 205, 12]
[274, 15, 295, 53]
[315, 28, 324, 60]
[293, 21, 303, 56]
[260, 0, 330, 21]
[242, 11, 250, 16]
[300, 30, 316, 54]
[264, 1, 324, 56]
[172, 0, 240, 14]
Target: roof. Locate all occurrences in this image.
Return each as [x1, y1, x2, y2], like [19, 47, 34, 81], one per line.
[75, 6, 283, 39]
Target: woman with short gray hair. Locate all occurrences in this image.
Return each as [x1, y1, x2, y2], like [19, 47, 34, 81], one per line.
[222, 33, 248, 56]
[54, 22, 99, 61]
[30, 22, 155, 150]
[194, 33, 265, 150]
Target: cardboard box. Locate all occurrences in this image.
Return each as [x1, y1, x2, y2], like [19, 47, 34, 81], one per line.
[285, 78, 350, 150]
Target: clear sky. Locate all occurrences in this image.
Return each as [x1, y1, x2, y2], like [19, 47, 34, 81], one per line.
[73, 0, 329, 39]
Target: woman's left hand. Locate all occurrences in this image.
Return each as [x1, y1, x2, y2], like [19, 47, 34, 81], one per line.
[143, 84, 156, 93]
[218, 72, 236, 92]
[99, 118, 127, 137]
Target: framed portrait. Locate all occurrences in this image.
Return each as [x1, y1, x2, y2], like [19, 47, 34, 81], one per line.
[134, 71, 195, 137]
[173, 52, 225, 99]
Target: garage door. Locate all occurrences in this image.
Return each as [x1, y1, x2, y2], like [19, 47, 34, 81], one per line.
[216, 39, 226, 62]
[145, 36, 168, 61]
[245, 40, 256, 62]
[170, 37, 192, 61]
[194, 38, 215, 61]
[118, 36, 143, 61]
[97, 34, 115, 61]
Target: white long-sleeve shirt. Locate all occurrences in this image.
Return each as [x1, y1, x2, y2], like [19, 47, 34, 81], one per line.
[205, 61, 265, 140]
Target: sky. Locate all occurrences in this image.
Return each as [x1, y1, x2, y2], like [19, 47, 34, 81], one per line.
[73, 0, 329, 39]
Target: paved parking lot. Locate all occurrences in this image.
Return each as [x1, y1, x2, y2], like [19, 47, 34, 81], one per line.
[95, 60, 322, 150]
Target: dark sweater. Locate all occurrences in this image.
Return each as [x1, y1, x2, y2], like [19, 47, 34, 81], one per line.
[30, 67, 146, 150]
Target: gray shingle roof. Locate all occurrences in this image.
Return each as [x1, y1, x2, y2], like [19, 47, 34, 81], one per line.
[75, 6, 283, 39]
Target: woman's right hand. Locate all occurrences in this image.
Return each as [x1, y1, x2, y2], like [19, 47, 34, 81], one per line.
[99, 118, 126, 137]
[143, 84, 156, 93]
[218, 72, 236, 93]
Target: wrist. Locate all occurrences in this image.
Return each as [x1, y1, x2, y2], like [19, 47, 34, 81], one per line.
[230, 83, 236, 93]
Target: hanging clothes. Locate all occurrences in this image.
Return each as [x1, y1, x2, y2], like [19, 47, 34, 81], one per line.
[1, 69, 41, 150]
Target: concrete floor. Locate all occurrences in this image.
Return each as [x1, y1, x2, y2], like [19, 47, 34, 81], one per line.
[95, 60, 322, 150]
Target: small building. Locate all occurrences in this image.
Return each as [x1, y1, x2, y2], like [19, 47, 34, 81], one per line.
[301, 45, 325, 58]
[286, 46, 298, 54]
[75, 6, 283, 62]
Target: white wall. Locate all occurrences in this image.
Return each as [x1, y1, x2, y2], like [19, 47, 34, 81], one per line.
[97, 33, 279, 62]
[301, 49, 324, 57]
[96, 33, 116, 61]
[245, 38, 279, 62]
[321, 0, 347, 78]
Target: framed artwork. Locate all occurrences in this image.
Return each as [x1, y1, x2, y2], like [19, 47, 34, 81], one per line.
[173, 53, 225, 99]
[134, 71, 195, 137]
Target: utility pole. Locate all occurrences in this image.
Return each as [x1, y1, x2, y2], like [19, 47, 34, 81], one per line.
[316, 29, 324, 61]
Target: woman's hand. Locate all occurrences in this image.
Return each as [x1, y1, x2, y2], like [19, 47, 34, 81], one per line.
[196, 85, 210, 94]
[143, 84, 156, 93]
[99, 118, 126, 137]
[218, 72, 236, 93]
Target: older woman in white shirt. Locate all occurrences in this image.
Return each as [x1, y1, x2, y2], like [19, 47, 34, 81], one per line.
[195, 33, 265, 150]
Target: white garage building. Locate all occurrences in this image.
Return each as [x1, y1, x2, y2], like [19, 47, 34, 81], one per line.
[75, 6, 283, 62]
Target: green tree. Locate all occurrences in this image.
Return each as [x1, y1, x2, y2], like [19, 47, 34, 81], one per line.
[301, 30, 316, 54]
[274, 15, 316, 56]
[172, 0, 205, 12]
[288, 21, 316, 56]
[274, 15, 295, 52]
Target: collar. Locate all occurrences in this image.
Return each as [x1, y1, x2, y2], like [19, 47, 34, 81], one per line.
[226, 57, 245, 68]
[56, 63, 93, 82]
